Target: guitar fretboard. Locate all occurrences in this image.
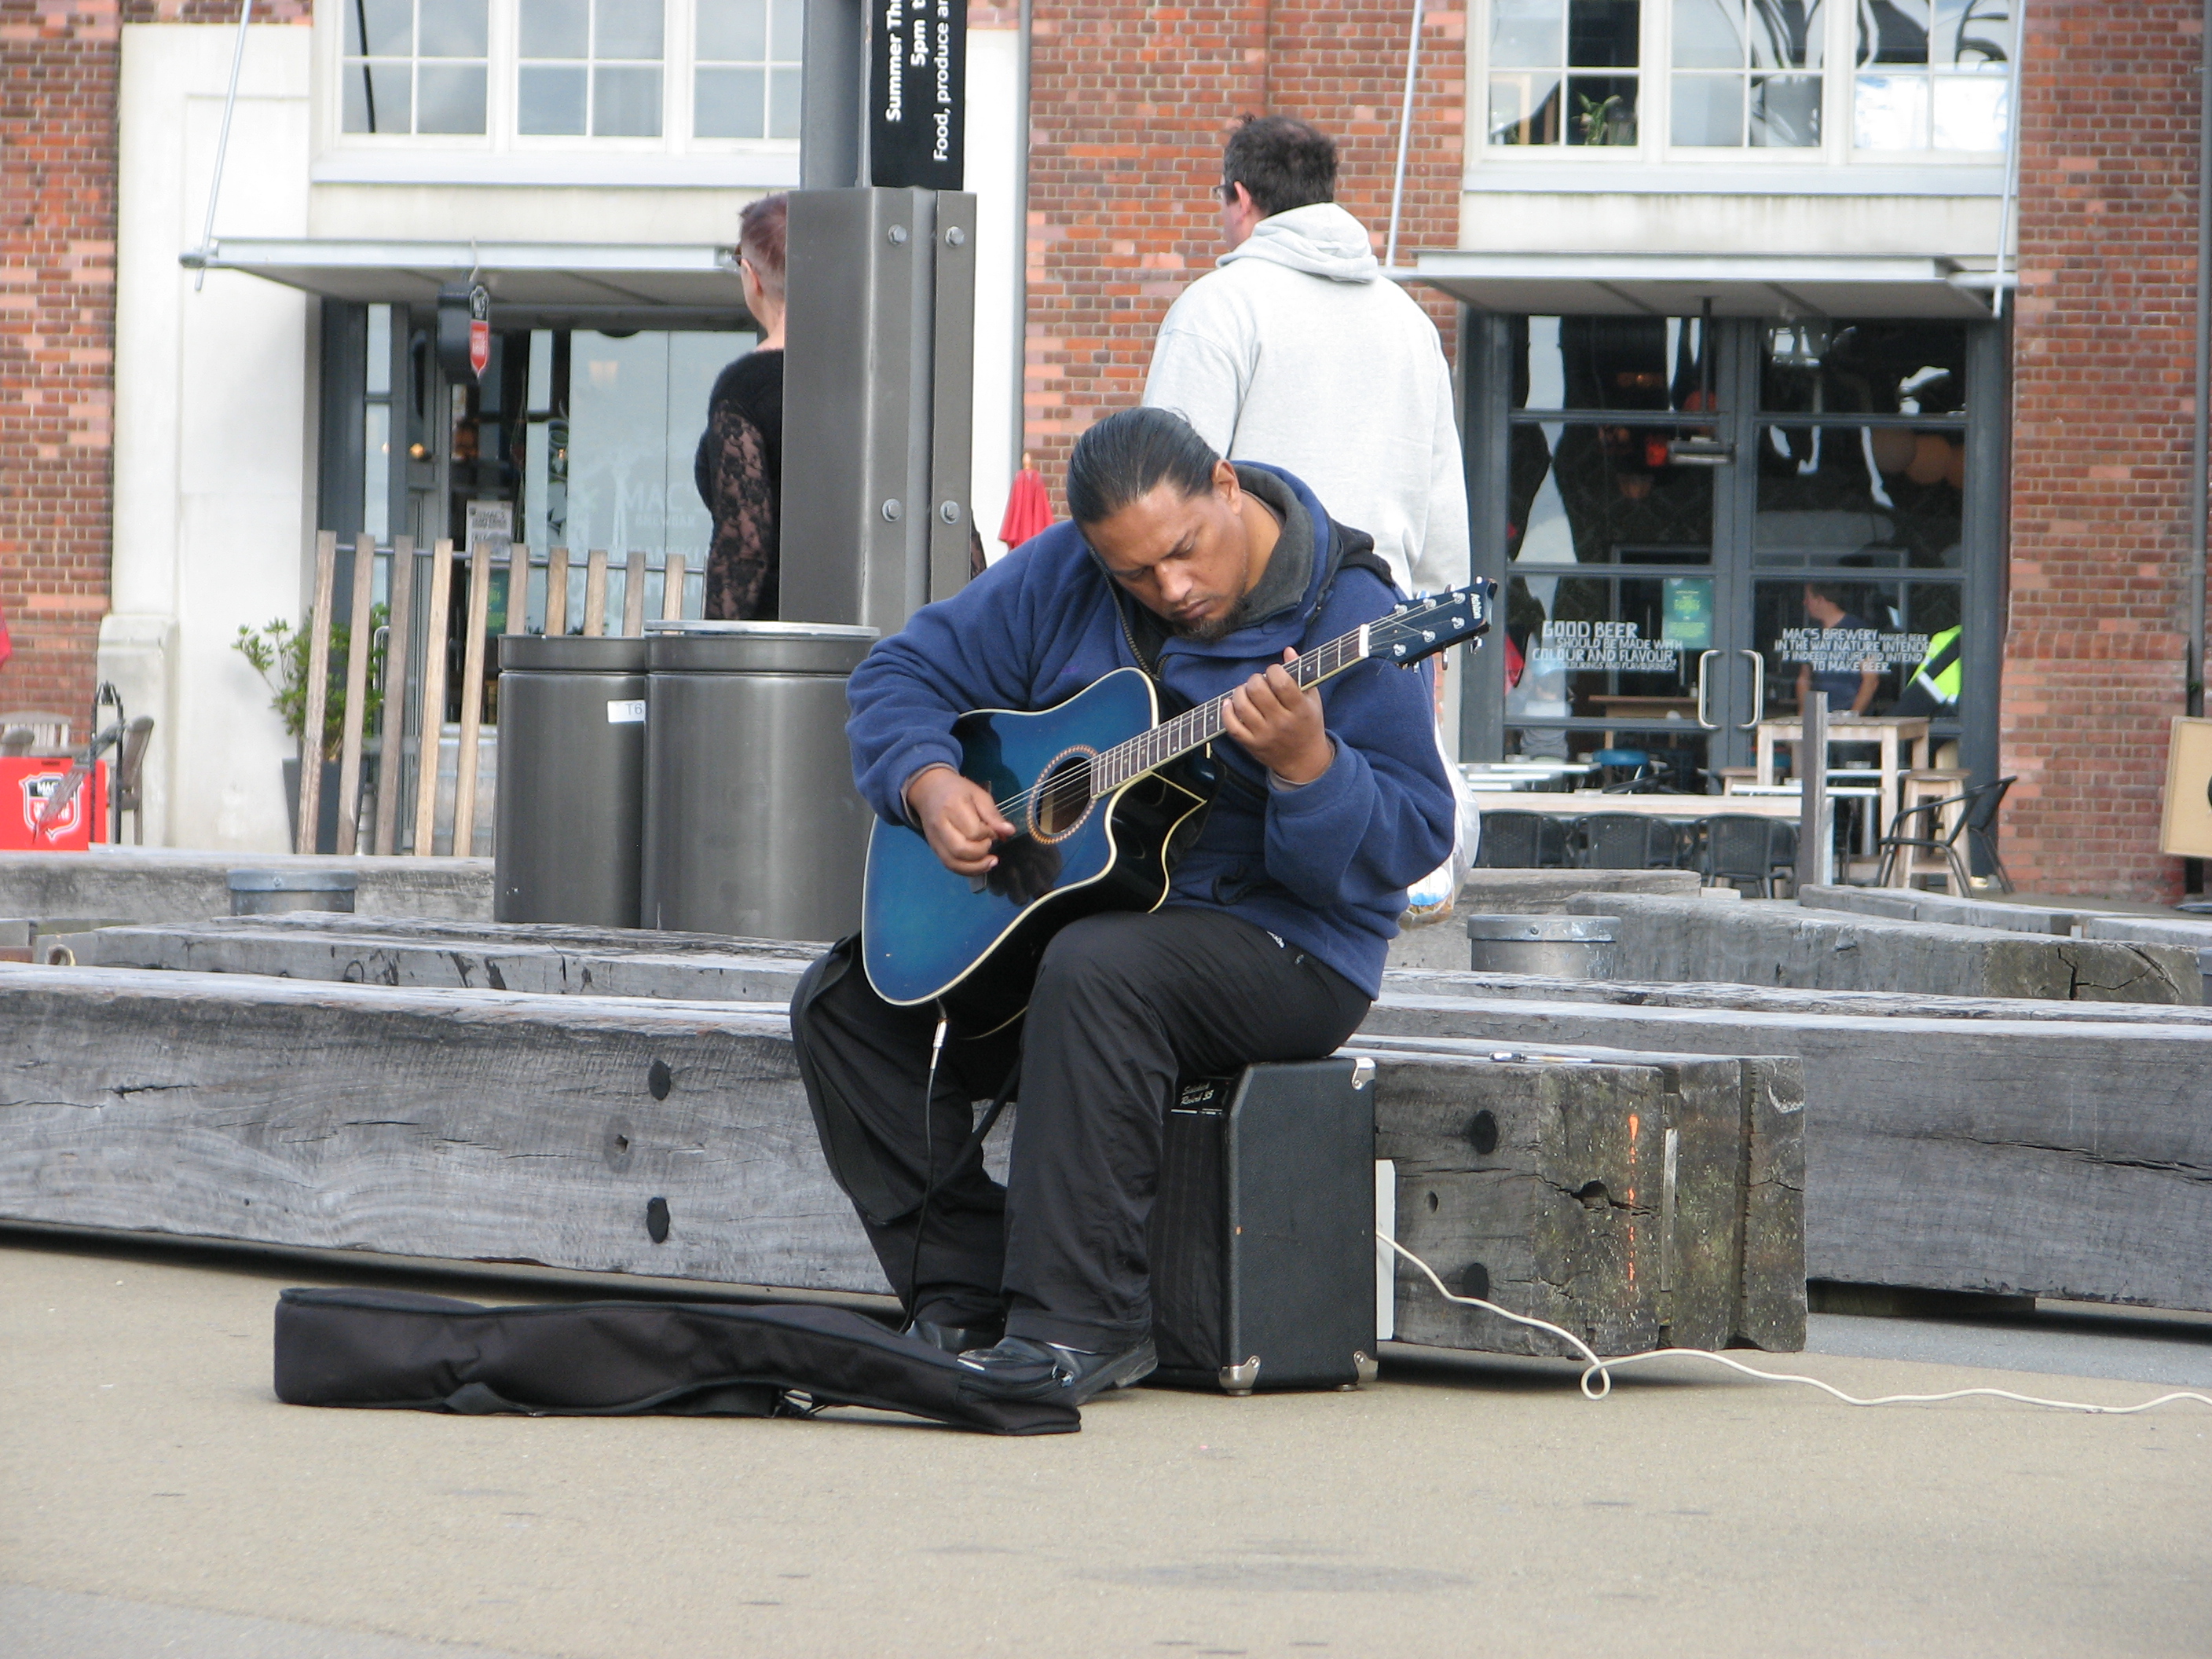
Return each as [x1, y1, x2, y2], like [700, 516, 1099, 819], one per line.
[1090, 624, 1370, 794]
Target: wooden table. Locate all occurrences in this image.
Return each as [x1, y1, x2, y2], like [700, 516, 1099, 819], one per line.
[1470, 789, 1840, 881]
[1755, 716, 1929, 845]
[1588, 696, 1700, 748]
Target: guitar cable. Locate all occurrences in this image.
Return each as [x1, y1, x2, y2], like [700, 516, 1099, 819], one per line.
[903, 1014, 950, 1324]
[1382, 1233, 2212, 1417]
[904, 1013, 1023, 1336]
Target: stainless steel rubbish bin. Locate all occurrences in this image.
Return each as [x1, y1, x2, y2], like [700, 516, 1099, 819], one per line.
[494, 635, 649, 928]
[229, 869, 357, 916]
[1464, 914, 1618, 978]
[639, 621, 879, 942]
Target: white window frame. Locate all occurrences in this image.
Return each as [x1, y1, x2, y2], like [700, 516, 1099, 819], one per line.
[1467, 0, 2012, 189]
[314, 0, 801, 186]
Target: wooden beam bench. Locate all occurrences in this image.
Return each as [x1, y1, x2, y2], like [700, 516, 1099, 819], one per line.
[1564, 892, 2202, 1004]
[0, 964, 1801, 1360]
[1361, 986, 2212, 1312]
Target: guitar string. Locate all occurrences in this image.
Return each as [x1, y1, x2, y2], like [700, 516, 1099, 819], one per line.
[988, 632, 1359, 823]
[983, 612, 1453, 826]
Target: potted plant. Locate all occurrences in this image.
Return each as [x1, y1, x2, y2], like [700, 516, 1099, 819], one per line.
[234, 607, 386, 853]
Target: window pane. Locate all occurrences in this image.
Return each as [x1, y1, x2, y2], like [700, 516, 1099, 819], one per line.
[1760, 320, 1968, 418]
[1749, 74, 1821, 145]
[768, 67, 802, 138]
[1672, 0, 1741, 68]
[1567, 0, 1640, 67]
[416, 64, 487, 134]
[594, 64, 663, 135]
[1567, 75, 1638, 144]
[419, 0, 488, 57]
[366, 304, 392, 396]
[1756, 427, 1961, 569]
[1934, 0, 2010, 66]
[1932, 73, 2007, 149]
[1489, 72, 1564, 144]
[520, 0, 588, 59]
[345, 0, 412, 57]
[699, 0, 768, 60]
[1748, 0, 1820, 68]
[597, 0, 666, 59]
[1519, 315, 1721, 413]
[695, 66, 766, 137]
[519, 64, 588, 133]
[364, 401, 391, 542]
[1754, 578, 1962, 720]
[1672, 73, 1743, 145]
[1858, 0, 1931, 64]
[342, 61, 412, 134]
[1854, 74, 1925, 147]
[1508, 420, 1718, 566]
[1492, 0, 1565, 69]
[770, 0, 804, 60]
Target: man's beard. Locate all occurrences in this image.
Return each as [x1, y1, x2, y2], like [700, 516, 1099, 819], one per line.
[1168, 595, 1250, 643]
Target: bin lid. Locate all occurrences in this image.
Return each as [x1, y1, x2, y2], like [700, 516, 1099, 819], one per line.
[500, 635, 650, 673]
[1463, 914, 1617, 943]
[647, 619, 879, 676]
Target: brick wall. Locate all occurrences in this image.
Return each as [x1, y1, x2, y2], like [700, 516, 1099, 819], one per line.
[1021, 0, 1464, 507]
[0, 2, 305, 728]
[2005, 0, 2202, 899]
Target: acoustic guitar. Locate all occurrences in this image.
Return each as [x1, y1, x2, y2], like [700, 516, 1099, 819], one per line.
[860, 583, 1492, 1034]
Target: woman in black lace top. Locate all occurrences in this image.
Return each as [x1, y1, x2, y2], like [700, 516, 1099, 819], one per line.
[695, 194, 786, 619]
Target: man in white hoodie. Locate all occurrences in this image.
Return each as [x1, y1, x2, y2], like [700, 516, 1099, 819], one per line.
[1142, 115, 1469, 599]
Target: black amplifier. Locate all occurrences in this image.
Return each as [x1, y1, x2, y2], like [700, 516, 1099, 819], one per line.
[1146, 1056, 1379, 1393]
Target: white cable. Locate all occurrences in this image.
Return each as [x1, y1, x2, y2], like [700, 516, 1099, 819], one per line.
[1379, 1234, 2212, 1417]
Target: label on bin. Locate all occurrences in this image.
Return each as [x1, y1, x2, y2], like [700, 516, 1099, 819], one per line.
[606, 699, 646, 724]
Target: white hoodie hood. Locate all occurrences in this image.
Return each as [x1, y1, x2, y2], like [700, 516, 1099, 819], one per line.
[1218, 202, 1379, 284]
[1144, 201, 1467, 595]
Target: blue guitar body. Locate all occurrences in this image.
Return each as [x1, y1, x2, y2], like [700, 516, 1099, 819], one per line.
[858, 581, 1491, 1036]
[861, 667, 1215, 1035]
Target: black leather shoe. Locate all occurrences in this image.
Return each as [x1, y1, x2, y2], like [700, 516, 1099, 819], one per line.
[954, 1335, 1158, 1405]
[905, 1317, 1003, 1355]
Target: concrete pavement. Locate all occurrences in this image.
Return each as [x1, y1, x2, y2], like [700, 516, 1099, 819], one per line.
[4, 1229, 2207, 1658]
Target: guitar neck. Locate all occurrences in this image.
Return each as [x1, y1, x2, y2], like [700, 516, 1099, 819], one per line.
[1090, 623, 1372, 793]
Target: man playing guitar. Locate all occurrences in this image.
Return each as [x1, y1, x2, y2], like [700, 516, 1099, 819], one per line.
[789, 406, 1457, 1404]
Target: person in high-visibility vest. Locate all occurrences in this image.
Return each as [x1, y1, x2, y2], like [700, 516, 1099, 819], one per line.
[1892, 625, 1961, 720]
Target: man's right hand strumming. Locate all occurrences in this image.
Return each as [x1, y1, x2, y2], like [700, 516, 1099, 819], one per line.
[904, 764, 1016, 877]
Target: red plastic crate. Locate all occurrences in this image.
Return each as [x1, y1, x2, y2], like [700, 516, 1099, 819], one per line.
[0, 758, 108, 851]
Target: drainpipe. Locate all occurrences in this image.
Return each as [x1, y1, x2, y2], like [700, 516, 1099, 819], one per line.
[1383, 0, 1426, 269]
[184, 0, 254, 291]
[1012, 0, 1031, 475]
[2192, 0, 2210, 719]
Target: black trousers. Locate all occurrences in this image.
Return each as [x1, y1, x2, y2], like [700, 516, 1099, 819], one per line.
[789, 906, 1372, 1351]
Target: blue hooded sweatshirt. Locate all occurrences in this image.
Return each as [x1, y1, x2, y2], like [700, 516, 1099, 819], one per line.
[844, 463, 1456, 999]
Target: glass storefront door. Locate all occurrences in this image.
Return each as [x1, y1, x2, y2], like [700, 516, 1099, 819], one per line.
[1469, 310, 1999, 786]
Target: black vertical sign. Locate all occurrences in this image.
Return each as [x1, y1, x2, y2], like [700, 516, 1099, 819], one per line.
[869, 0, 964, 189]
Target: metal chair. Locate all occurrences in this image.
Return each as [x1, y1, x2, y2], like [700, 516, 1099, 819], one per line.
[0, 711, 70, 753]
[1875, 777, 2016, 893]
[1474, 809, 1573, 870]
[1701, 814, 1800, 898]
[1575, 813, 1686, 870]
[114, 715, 154, 844]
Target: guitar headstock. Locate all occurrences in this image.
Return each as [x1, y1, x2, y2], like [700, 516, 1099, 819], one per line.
[1368, 581, 1494, 668]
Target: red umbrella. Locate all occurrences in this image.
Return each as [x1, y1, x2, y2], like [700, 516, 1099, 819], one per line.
[998, 452, 1054, 551]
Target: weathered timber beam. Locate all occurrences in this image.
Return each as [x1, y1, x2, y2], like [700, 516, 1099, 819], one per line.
[1565, 893, 2202, 1003]
[1364, 990, 2212, 1311]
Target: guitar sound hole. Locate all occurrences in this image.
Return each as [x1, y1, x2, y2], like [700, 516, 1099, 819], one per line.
[1031, 751, 1096, 840]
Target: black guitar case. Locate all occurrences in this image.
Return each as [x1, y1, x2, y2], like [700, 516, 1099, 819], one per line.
[272, 1289, 1079, 1435]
